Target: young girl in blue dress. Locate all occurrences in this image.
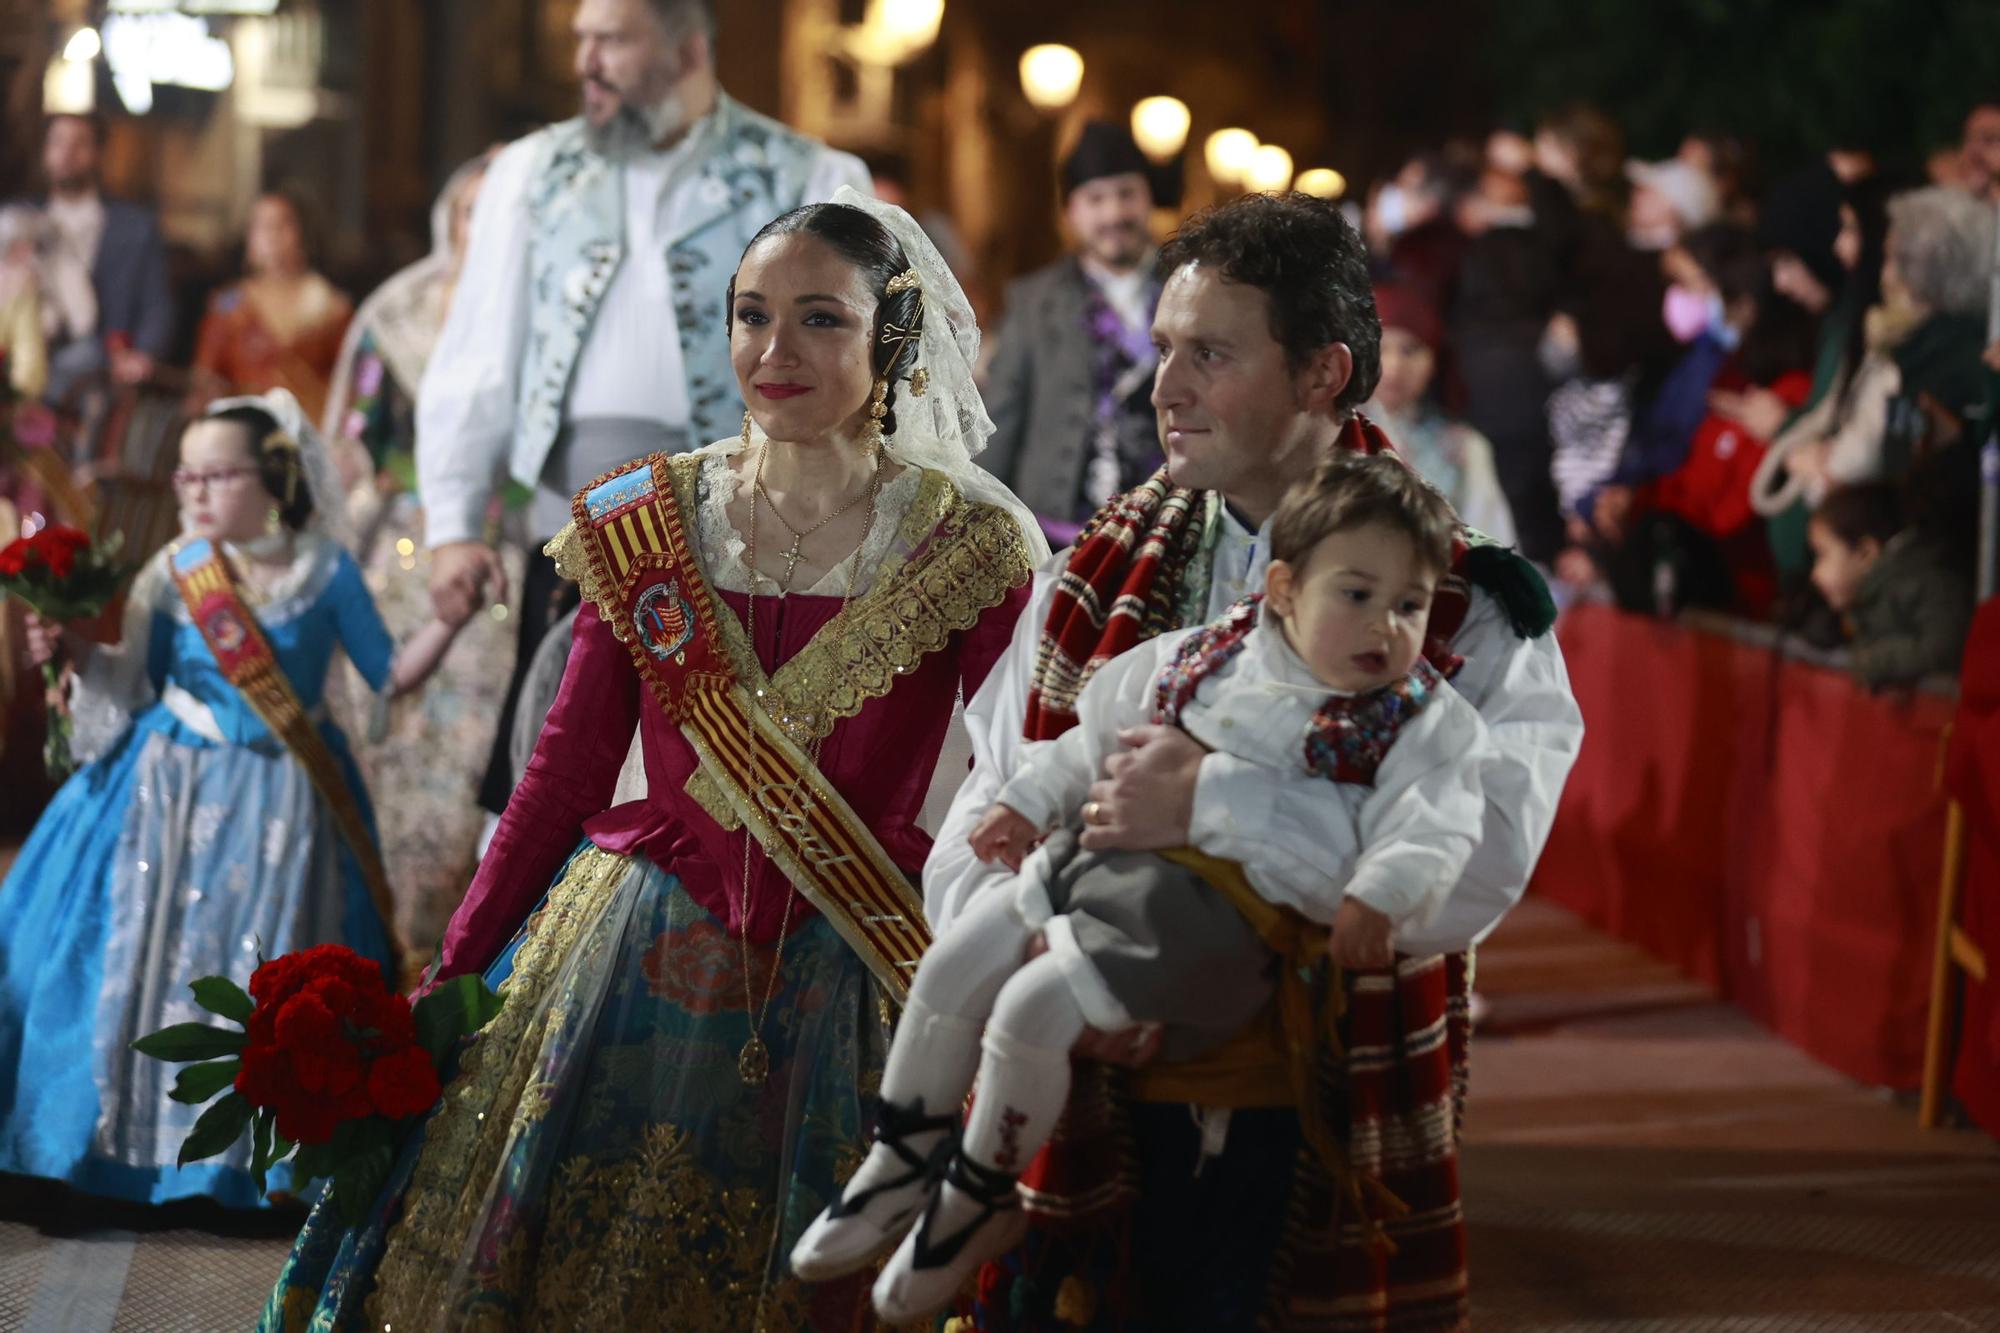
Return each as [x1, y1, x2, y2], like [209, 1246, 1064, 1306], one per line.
[0, 389, 468, 1208]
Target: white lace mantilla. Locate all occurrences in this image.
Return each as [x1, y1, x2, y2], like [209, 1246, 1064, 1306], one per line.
[692, 448, 925, 598]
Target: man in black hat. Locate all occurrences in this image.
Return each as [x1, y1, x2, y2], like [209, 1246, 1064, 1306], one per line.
[980, 121, 1163, 543]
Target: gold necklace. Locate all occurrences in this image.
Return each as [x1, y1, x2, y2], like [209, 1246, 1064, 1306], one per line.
[753, 455, 877, 591]
[735, 443, 884, 1087]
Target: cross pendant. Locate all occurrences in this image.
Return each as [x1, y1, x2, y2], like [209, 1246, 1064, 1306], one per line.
[782, 536, 804, 593]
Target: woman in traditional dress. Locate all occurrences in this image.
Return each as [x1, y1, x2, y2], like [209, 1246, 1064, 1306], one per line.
[320, 154, 521, 956]
[192, 191, 353, 425]
[0, 390, 467, 1208]
[263, 190, 1044, 1331]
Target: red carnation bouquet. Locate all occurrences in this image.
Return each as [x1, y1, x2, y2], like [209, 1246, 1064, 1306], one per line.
[132, 943, 503, 1225]
[0, 521, 133, 777]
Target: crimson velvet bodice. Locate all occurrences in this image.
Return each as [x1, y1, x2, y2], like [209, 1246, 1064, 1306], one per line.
[440, 583, 1028, 977]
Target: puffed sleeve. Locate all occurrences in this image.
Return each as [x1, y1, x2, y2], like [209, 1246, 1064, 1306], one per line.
[436, 599, 641, 978]
[69, 550, 174, 763]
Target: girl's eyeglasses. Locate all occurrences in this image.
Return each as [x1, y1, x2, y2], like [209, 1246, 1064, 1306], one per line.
[171, 466, 260, 495]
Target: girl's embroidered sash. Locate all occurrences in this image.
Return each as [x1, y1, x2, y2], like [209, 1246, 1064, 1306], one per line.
[166, 538, 399, 948]
[566, 455, 930, 1000]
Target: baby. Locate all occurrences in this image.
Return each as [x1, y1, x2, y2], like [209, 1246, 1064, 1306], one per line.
[794, 452, 1492, 1321]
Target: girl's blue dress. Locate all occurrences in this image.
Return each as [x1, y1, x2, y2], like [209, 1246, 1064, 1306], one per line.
[0, 533, 396, 1207]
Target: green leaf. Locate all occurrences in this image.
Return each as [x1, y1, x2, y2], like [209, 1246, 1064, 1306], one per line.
[290, 1142, 335, 1185]
[177, 1092, 253, 1167]
[168, 1058, 242, 1105]
[330, 1133, 397, 1229]
[132, 1022, 245, 1063]
[250, 1110, 274, 1195]
[412, 975, 507, 1064]
[188, 975, 254, 1024]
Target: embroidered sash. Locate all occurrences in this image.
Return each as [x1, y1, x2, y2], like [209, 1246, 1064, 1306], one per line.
[167, 538, 399, 947]
[560, 454, 1029, 1000]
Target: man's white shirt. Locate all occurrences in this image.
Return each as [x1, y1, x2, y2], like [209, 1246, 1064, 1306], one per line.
[416, 112, 869, 548]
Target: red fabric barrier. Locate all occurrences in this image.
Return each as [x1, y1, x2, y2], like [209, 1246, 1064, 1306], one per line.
[1533, 604, 1951, 1088]
[1946, 600, 2000, 1138]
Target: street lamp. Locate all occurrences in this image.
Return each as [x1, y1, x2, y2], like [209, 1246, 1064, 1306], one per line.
[1019, 44, 1083, 111]
[1130, 96, 1190, 163]
[1295, 168, 1347, 199]
[859, 0, 945, 63]
[1245, 143, 1294, 193]
[1204, 128, 1258, 186]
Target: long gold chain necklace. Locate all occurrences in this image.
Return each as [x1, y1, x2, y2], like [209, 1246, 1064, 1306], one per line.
[735, 442, 884, 1087]
[755, 465, 875, 591]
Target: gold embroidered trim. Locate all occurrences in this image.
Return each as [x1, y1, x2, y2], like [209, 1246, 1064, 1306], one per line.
[545, 517, 607, 612]
[683, 767, 743, 831]
[660, 454, 1033, 753]
[514, 1119, 817, 1332]
[364, 846, 635, 1328]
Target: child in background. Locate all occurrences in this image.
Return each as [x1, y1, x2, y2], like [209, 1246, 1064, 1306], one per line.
[1368, 280, 1519, 547]
[1808, 482, 1973, 687]
[792, 454, 1491, 1321]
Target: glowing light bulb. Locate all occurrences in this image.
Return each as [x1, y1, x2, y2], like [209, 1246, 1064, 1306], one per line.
[1295, 168, 1347, 199]
[1019, 44, 1083, 111]
[1244, 143, 1294, 193]
[1130, 96, 1191, 163]
[1204, 128, 1258, 185]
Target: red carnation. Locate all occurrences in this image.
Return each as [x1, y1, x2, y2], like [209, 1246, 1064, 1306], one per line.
[249, 944, 384, 1008]
[274, 1092, 340, 1146]
[272, 989, 340, 1054]
[358, 990, 416, 1047]
[367, 1045, 442, 1120]
[235, 1044, 291, 1107]
[0, 541, 25, 578]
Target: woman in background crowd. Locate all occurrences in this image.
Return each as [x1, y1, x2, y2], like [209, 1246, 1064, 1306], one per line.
[192, 190, 352, 425]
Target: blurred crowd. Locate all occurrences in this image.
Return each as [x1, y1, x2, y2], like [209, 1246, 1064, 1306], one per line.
[1355, 103, 2000, 689]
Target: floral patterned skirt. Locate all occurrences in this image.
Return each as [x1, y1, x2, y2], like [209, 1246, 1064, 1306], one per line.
[260, 841, 903, 1332]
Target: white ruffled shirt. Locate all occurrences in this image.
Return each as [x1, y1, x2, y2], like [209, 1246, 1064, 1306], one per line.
[925, 541, 1585, 955]
[994, 617, 1489, 928]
